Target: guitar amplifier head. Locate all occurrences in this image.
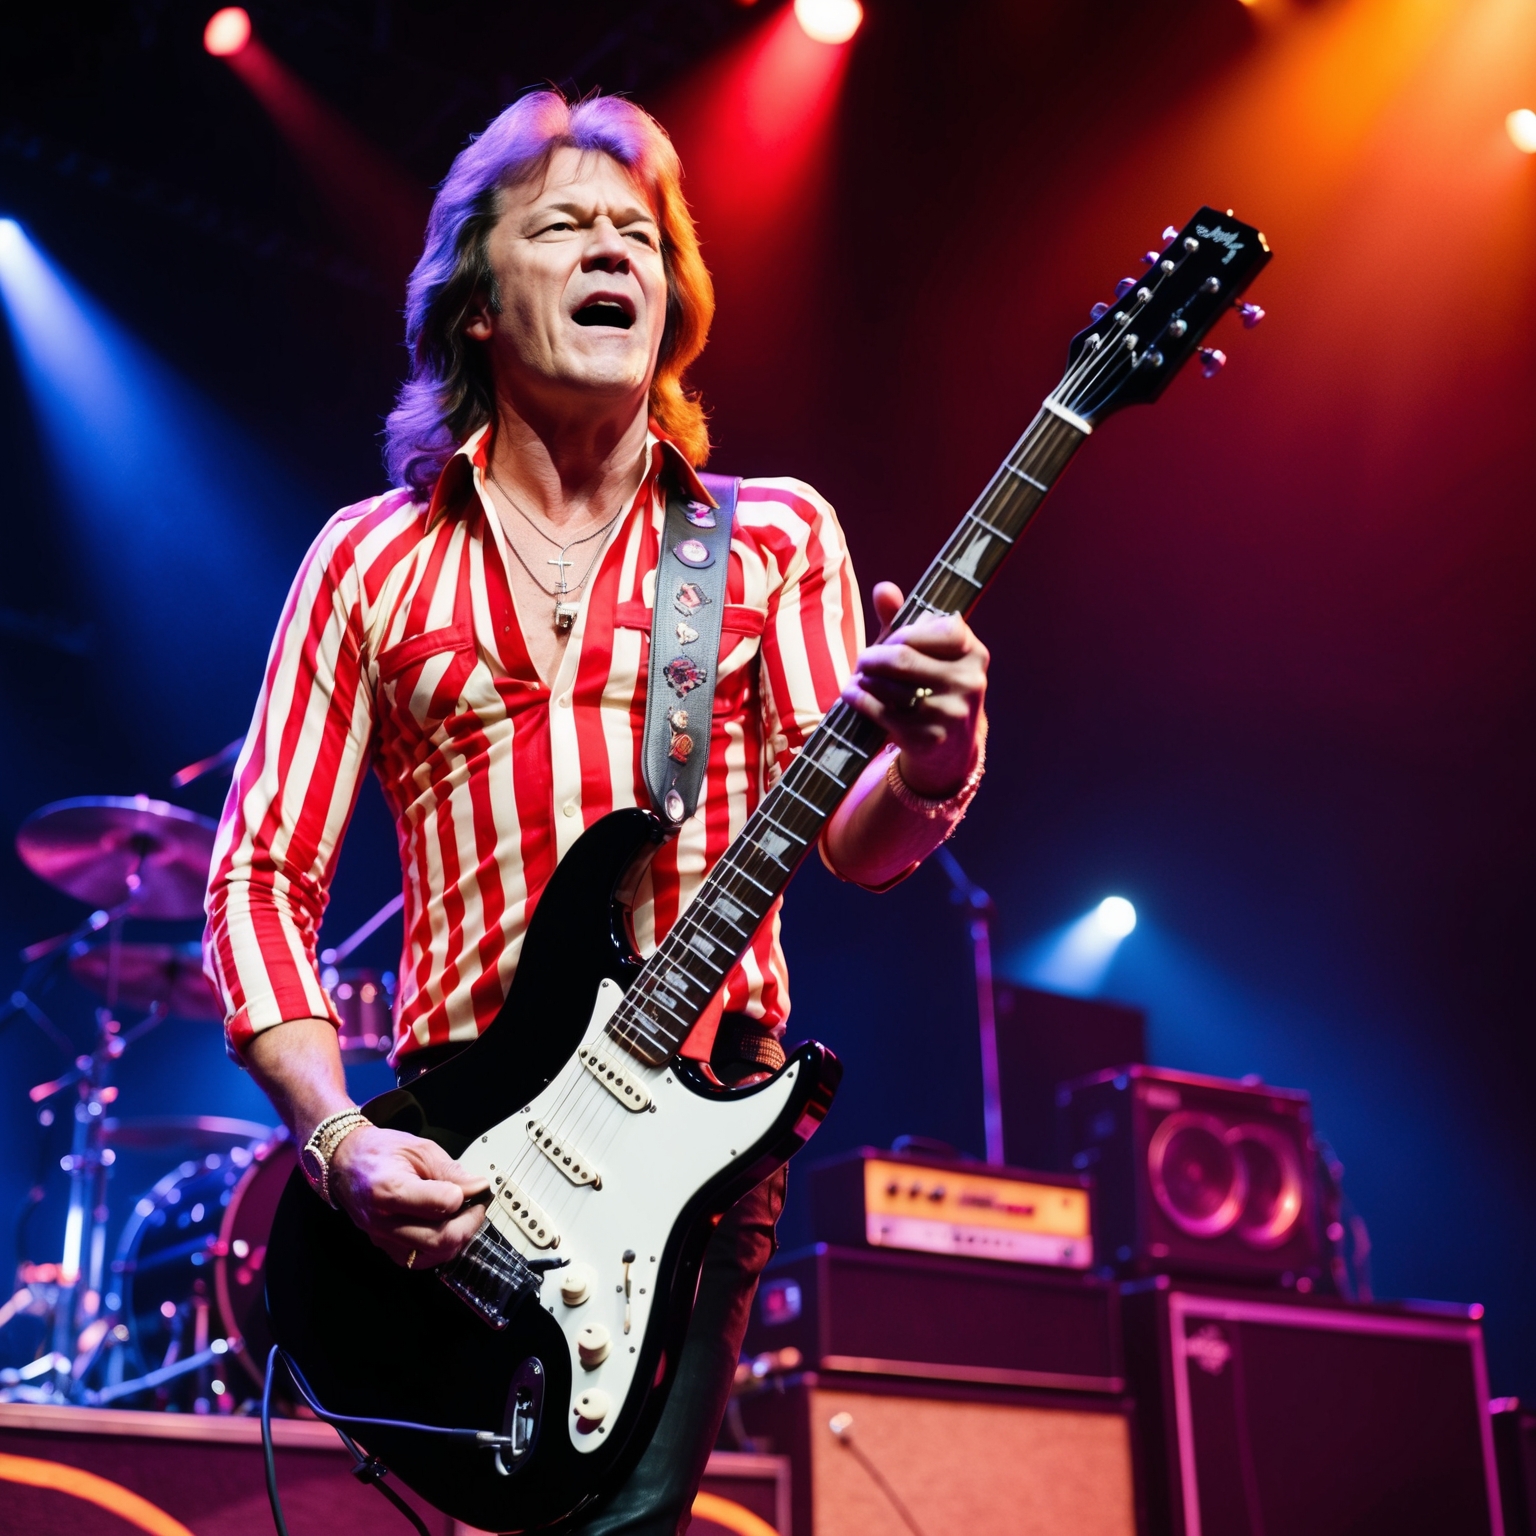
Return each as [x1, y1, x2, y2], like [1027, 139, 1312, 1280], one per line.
[808, 1146, 1093, 1269]
[1058, 1065, 1321, 1282]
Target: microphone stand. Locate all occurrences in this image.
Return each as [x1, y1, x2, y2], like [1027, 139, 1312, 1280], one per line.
[933, 847, 1004, 1166]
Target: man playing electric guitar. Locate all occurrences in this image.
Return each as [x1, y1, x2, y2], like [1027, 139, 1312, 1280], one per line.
[205, 89, 987, 1534]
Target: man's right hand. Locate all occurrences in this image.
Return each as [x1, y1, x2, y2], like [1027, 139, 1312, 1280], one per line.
[328, 1125, 489, 1269]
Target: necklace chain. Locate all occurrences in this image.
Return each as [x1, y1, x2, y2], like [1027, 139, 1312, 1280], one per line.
[485, 466, 635, 632]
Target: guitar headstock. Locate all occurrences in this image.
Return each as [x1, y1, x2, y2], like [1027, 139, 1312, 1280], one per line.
[1054, 206, 1271, 427]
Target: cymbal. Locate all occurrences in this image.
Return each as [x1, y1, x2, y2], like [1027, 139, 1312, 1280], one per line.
[16, 795, 217, 920]
[68, 940, 221, 1020]
[102, 1115, 274, 1153]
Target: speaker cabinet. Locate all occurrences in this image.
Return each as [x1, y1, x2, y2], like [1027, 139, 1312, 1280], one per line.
[994, 985, 1148, 1171]
[737, 1375, 1140, 1536]
[1122, 1281, 1503, 1536]
[1493, 1400, 1536, 1536]
[743, 1243, 1123, 1393]
[1059, 1066, 1320, 1281]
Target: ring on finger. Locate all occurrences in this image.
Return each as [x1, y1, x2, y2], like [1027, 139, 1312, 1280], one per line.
[406, 1248, 418, 1270]
[905, 685, 936, 711]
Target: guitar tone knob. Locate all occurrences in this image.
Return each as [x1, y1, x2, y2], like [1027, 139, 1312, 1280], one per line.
[577, 1323, 611, 1368]
[574, 1388, 612, 1426]
[560, 1266, 593, 1307]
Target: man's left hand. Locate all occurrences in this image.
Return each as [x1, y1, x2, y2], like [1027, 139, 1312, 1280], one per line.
[841, 581, 988, 797]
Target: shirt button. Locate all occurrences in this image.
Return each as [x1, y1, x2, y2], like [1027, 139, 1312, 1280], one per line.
[563, 803, 577, 818]
[558, 695, 571, 708]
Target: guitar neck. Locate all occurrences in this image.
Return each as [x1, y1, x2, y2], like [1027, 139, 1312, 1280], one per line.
[609, 401, 1090, 1066]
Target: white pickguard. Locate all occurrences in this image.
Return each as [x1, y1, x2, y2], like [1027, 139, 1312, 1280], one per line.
[455, 979, 801, 1453]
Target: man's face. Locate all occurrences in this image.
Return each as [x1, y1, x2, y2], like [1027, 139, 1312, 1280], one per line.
[472, 146, 669, 418]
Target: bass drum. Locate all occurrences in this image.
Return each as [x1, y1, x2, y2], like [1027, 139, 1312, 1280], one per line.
[111, 1132, 295, 1406]
[215, 1132, 297, 1394]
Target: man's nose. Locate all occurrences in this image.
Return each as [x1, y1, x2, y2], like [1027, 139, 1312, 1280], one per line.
[582, 218, 630, 271]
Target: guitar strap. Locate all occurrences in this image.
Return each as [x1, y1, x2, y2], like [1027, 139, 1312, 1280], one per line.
[643, 471, 739, 828]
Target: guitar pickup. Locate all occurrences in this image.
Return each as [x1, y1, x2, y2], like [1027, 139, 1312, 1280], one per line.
[527, 1120, 601, 1188]
[495, 1180, 560, 1250]
[578, 1044, 652, 1112]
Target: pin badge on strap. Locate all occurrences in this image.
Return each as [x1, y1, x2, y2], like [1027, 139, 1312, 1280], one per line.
[644, 477, 738, 826]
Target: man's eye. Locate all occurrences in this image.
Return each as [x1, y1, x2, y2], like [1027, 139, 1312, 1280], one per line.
[539, 221, 577, 235]
[624, 230, 657, 247]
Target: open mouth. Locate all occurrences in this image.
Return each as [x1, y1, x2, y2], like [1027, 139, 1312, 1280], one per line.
[572, 299, 635, 330]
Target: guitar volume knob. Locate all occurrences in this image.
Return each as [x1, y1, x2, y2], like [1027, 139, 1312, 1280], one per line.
[560, 1266, 593, 1306]
[577, 1323, 612, 1368]
[575, 1388, 612, 1426]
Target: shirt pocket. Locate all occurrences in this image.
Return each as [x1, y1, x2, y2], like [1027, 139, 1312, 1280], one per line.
[376, 621, 476, 682]
[375, 621, 500, 744]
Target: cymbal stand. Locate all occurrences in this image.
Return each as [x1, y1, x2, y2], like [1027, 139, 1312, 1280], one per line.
[0, 870, 169, 1405]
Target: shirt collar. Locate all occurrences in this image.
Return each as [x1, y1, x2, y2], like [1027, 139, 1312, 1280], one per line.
[425, 421, 714, 526]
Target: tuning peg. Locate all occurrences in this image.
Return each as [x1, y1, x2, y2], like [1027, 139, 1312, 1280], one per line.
[1162, 225, 1180, 241]
[1140, 250, 1160, 266]
[1114, 277, 1137, 298]
[1237, 302, 1266, 328]
[1198, 347, 1227, 378]
[1089, 301, 1109, 321]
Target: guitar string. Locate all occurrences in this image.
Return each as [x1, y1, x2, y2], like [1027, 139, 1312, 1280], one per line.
[488, 243, 1204, 1190]
[476, 430, 1095, 1269]
[464, 247, 1224, 1306]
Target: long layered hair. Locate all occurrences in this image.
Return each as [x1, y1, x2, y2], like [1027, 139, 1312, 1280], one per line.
[384, 91, 714, 497]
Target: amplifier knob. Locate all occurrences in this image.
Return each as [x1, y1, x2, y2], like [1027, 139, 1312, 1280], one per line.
[577, 1324, 611, 1368]
[574, 1388, 612, 1426]
[560, 1266, 593, 1306]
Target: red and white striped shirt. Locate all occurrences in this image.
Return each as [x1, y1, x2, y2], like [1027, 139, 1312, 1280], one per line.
[204, 426, 863, 1063]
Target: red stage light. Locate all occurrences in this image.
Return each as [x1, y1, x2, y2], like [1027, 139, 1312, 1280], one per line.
[203, 7, 251, 58]
[793, 0, 863, 46]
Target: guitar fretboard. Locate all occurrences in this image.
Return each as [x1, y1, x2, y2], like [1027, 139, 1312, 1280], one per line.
[608, 405, 1089, 1066]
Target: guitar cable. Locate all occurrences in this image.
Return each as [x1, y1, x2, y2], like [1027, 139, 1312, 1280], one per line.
[262, 1345, 515, 1536]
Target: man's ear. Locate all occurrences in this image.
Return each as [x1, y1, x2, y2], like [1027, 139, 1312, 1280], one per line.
[463, 291, 495, 343]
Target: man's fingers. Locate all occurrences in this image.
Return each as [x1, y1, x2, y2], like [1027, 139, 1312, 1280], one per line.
[380, 1203, 486, 1266]
[369, 1174, 470, 1221]
[408, 1140, 490, 1195]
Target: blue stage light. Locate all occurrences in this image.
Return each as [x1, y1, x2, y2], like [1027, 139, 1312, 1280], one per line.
[1096, 895, 1137, 937]
[0, 219, 309, 758]
[1016, 893, 1140, 995]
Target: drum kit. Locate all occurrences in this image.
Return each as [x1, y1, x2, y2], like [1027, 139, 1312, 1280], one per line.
[0, 774, 399, 1412]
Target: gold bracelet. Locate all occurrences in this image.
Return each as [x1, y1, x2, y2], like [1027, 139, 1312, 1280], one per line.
[299, 1107, 371, 1208]
[885, 716, 988, 825]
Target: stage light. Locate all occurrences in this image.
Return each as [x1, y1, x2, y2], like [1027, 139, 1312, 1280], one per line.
[1508, 109, 1536, 154]
[794, 0, 863, 46]
[1018, 894, 1140, 994]
[203, 7, 251, 58]
[1096, 895, 1137, 937]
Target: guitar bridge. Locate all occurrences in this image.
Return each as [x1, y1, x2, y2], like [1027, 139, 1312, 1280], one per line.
[441, 1221, 564, 1331]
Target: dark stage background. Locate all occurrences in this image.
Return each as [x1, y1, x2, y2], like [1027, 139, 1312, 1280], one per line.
[1, 0, 1532, 1396]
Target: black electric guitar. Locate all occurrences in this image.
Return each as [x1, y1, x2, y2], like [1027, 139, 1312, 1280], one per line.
[264, 206, 1271, 1532]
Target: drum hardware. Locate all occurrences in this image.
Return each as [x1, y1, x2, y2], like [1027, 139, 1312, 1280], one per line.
[1, 791, 247, 1408]
[68, 938, 221, 1021]
[169, 734, 245, 789]
[2, 784, 385, 1408]
[320, 892, 404, 1061]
